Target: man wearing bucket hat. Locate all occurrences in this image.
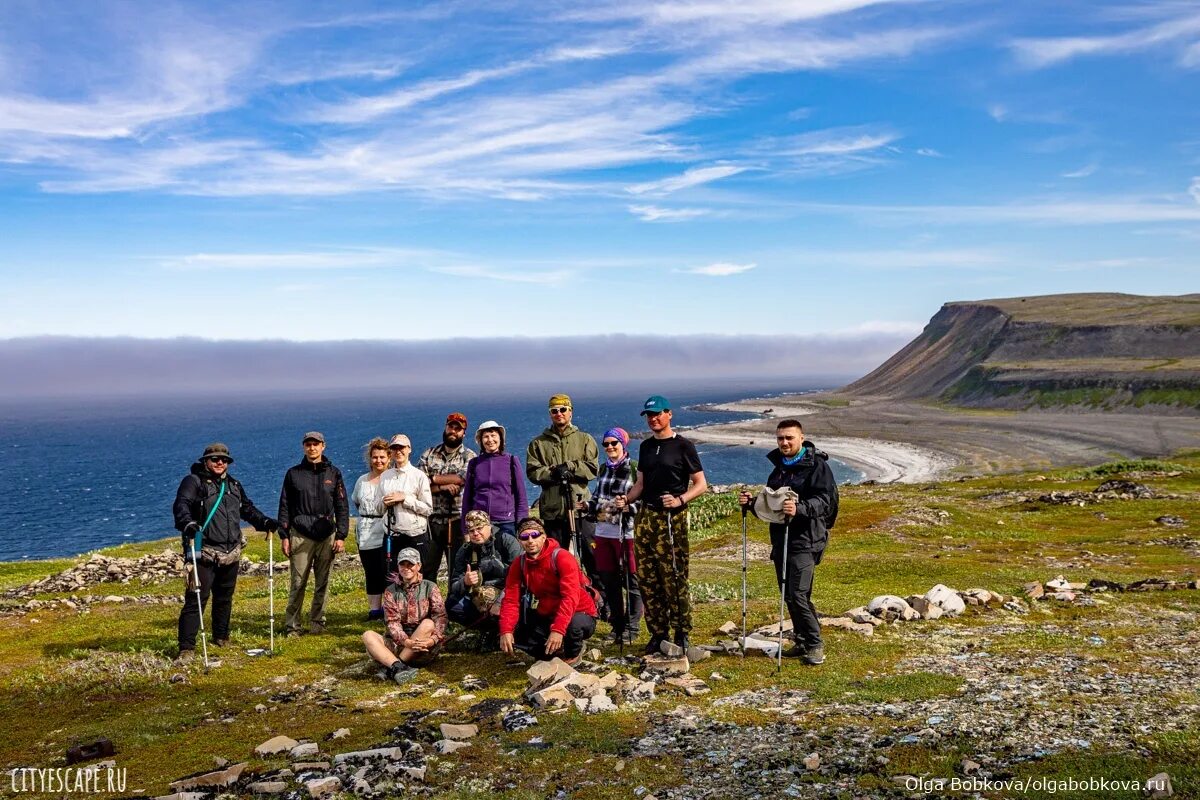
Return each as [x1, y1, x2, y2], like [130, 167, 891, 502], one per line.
[278, 431, 350, 636]
[615, 395, 707, 655]
[526, 394, 600, 573]
[172, 443, 279, 661]
[362, 547, 447, 684]
[418, 412, 477, 583]
[380, 433, 434, 576]
[462, 420, 528, 539]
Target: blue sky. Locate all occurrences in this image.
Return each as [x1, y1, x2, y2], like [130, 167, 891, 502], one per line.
[1, 0, 1197, 341]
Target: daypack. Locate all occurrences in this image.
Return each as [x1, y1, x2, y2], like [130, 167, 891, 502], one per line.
[518, 547, 602, 615]
[825, 480, 840, 530]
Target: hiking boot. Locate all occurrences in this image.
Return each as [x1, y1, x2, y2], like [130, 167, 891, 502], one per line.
[212, 638, 229, 648]
[309, 622, 326, 635]
[782, 642, 807, 659]
[366, 609, 384, 621]
[286, 630, 303, 639]
[622, 629, 638, 645]
[672, 631, 690, 652]
[174, 648, 194, 664]
[644, 636, 665, 656]
[803, 646, 825, 666]
[389, 666, 419, 685]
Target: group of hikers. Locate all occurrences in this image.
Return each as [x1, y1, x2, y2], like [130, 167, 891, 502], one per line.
[171, 393, 837, 683]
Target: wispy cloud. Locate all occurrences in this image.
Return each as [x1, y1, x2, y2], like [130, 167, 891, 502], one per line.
[430, 265, 575, 286]
[161, 248, 438, 271]
[626, 164, 749, 195]
[1190, 176, 1200, 204]
[800, 195, 1200, 225]
[628, 204, 712, 222]
[1010, 10, 1200, 68]
[916, 147, 943, 157]
[1061, 163, 1098, 178]
[679, 262, 756, 276]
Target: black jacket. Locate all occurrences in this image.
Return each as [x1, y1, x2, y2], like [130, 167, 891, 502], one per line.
[754, 441, 836, 553]
[447, 532, 523, 604]
[173, 462, 273, 554]
[278, 457, 349, 541]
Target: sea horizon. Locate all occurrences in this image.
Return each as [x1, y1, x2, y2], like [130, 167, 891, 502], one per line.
[0, 380, 860, 561]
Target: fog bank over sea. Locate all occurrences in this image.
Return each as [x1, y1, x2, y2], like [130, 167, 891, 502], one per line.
[0, 331, 911, 400]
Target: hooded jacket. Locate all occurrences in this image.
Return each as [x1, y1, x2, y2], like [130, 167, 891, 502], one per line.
[278, 456, 349, 541]
[447, 530, 523, 604]
[752, 441, 836, 552]
[173, 462, 272, 554]
[525, 424, 599, 520]
[498, 538, 597, 636]
[462, 450, 529, 524]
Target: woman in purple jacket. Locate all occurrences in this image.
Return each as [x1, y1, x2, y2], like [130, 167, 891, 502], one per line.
[462, 420, 528, 539]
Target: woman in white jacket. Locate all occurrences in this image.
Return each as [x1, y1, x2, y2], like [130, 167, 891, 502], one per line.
[352, 437, 391, 620]
[380, 433, 434, 577]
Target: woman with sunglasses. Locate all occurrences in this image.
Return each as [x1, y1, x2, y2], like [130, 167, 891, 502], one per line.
[461, 420, 528, 539]
[351, 437, 391, 621]
[579, 427, 643, 645]
[497, 518, 598, 664]
[171, 442, 280, 663]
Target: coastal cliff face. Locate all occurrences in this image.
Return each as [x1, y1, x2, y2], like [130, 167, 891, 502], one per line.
[844, 293, 1200, 412]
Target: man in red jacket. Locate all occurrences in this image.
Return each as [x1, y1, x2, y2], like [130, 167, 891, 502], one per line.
[499, 517, 597, 663]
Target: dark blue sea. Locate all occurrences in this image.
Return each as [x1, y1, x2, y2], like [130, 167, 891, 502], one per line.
[0, 381, 859, 561]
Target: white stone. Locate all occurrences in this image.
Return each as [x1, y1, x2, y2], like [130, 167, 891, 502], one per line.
[290, 743, 319, 759]
[1146, 772, 1173, 798]
[434, 739, 470, 755]
[925, 584, 966, 616]
[868, 595, 919, 622]
[255, 735, 299, 756]
[439, 723, 479, 740]
[803, 753, 820, 770]
[304, 776, 341, 798]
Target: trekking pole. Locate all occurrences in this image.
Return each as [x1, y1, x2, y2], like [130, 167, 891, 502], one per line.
[267, 532, 276, 654]
[741, 505, 749, 660]
[777, 517, 791, 673]
[188, 536, 210, 668]
[563, 475, 578, 559]
[666, 506, 680, 645]
[573, 492, 585, 570]
[616, 509, 628, 656]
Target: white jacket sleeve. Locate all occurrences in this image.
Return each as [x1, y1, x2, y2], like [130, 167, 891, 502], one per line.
[404, 471, 433, 518]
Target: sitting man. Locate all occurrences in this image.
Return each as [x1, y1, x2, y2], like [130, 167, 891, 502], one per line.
[446, 510, 523, 647]
[498, 517, 597, 664]
[362, 548, 447, 684]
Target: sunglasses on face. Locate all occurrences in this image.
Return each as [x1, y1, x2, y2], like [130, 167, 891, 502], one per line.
[602, 441, 621, 448]
[549, 406, 570, 414]
[644, 410, 666, 419]
[206, 457, 231, 464]
[517, 530, 545, 541]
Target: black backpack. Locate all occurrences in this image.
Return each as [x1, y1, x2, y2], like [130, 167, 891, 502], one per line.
[825, 480, 840, 530]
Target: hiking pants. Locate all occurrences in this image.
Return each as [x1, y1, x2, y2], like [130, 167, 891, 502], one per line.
[178, 557, 238, 650]
[634, 507, 690, 639]
[285, 534, 335, 631]
[514, 611, 596, 660]
[595, 536, 642, 637]
[424, 516, 462, 583]
[771, 531, 824, 649]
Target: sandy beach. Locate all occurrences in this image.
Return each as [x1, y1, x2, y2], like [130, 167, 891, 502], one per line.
[690, 393, 1200, 484]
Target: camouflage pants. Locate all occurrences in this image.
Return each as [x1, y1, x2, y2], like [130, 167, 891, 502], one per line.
[634, 507, 690, 638]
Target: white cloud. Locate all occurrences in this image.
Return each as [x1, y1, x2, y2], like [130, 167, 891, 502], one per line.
[1190, 177, 1200, 204]
[987, 103, 1008, 122]
[799, 196, 1200, 225]
[430, 265, 575, 286]
[836, 320, 924, 336]
[679, 262, 757, 276]
[161, 248, 436, 271]
[1061, 163, 1098, 179]
[916, 147, 943, 157]
[626, 164, 749, 195]
[628, 204, 711, 222]
[1010, 11, 1200, 68]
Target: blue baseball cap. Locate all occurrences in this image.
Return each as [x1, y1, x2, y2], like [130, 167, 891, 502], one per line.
[641, 395, 670, 415]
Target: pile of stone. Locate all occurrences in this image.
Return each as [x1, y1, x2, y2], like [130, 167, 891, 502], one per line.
[2, 592, 178, 617]
[2, 550, 187, 599]
[524, 656, 659, 713]
[1036, 479, 1161, 507]
[1024, 574, 1200, 602]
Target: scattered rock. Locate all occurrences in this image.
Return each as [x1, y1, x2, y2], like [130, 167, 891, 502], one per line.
[867, 595, 919, 622]
[329, 728, 350, 740]
[803, 752, 820, 771]
[526, 658, 574, 693]
[290, 742, 319, 759]
[438, 723, 479, 740]
[1024, 582, 1044, 600]
[717, 621, 739, 635]
[1145, 772, 1173, 798]
[246, 781, 288, 794]
[820, 616, 875, 636]
[168, 762, 247, 790]
[685, 646, 712, 663]
[585, 648, 604, 662]
[665, 676, 710, 697]
[659, 640, 685, 658]
[434, 740, 470, 755]
[642, 654, 690, 676]
[501, 709, 538, 732]
[925, 584, 966, 616]
[961, 758, 981, 776]
[255, 735, 299, 756]
[1154, 515, 1186, 528]
[530, 683, 575, 709]
[304, 776, 341, 798]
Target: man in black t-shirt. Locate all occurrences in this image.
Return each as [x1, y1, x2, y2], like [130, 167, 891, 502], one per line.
[615, 395, 707, 654]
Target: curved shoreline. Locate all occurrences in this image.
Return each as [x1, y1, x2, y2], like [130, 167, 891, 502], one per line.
[686, 423, 957, 484]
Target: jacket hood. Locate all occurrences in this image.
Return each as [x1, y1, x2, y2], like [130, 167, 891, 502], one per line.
[526, 536, 561, 563]
[767, 441, 828, 468]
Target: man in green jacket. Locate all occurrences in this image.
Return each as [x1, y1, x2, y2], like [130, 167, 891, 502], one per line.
[526, 393, 600, 580]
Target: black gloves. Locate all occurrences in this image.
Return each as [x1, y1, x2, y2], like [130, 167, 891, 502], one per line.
[550, 464, 571, 484]
[183, 521, 200, 536]
[264, 518, 281, 533]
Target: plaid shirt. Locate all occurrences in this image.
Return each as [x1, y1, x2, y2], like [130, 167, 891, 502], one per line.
[587, 459, 638, 539]
[418, 443, 477, 517]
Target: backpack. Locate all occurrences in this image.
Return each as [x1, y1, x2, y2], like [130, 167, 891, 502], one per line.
[825, 480, 840, 530]
[518, 547, 602, 614]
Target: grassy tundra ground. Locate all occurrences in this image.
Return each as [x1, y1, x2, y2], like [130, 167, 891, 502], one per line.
[1, 455, 1198, 799]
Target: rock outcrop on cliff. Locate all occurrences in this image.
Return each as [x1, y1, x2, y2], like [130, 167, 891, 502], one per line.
[843, 293, 1200, 412]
